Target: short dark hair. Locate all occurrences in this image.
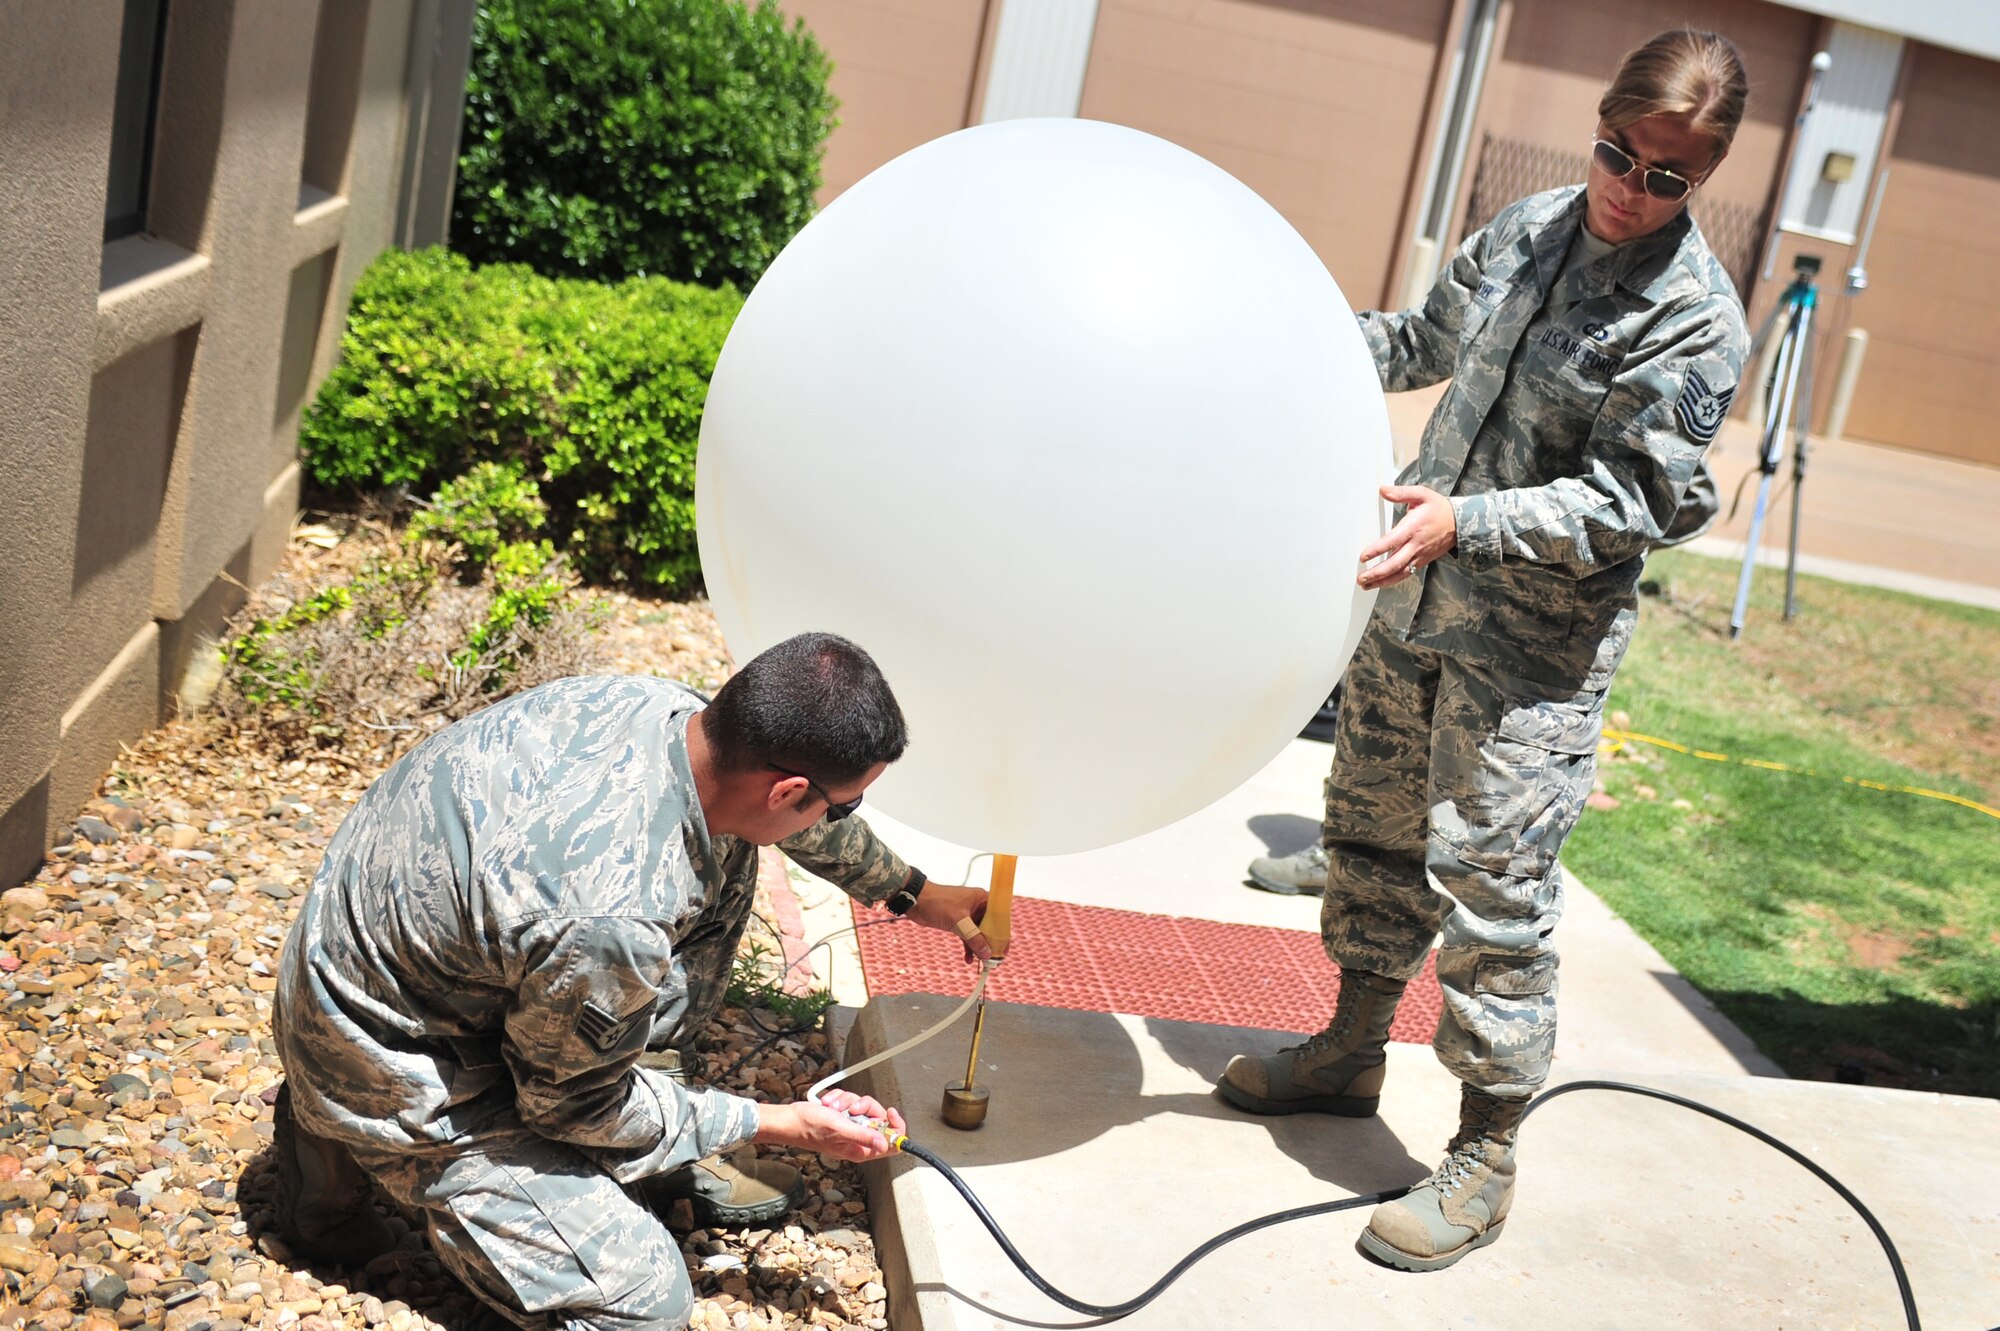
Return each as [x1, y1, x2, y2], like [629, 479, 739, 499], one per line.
[702, 632, 908, 785]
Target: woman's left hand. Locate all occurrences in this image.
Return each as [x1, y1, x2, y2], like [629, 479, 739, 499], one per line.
[1358, 485, 1457, 589]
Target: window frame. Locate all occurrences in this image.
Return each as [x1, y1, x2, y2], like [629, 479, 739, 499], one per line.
[103, 0, 171, 243]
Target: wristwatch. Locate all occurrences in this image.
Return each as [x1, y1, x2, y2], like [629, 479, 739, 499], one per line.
[884, 869, 927, 916]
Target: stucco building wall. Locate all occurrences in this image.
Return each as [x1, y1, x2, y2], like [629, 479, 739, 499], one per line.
[0, 0, 473, 888]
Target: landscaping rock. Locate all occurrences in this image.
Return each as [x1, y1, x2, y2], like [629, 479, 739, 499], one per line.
[75, 817, 120, 845]
[4, 531, 886, 1331]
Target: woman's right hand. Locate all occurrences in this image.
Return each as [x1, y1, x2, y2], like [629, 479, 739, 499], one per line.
[753, 1097, 903, 1161]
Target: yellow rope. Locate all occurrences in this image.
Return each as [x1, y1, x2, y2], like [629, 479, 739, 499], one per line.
[1599, 727, 2000, 823]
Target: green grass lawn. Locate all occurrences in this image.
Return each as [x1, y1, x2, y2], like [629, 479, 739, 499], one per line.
[1563, 548, 2000, 1098]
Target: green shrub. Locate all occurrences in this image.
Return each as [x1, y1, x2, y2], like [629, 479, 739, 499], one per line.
[455, 540, 571, 667]
[727, 938, 835, 1028]
[455, 0, 837, 289]
[299, 248, 742, 592]
[409, 460, 548, 570]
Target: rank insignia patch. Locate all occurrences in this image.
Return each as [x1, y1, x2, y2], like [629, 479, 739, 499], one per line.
[1675, 367, 1734, 444]
[577, 1000, 645, 1052]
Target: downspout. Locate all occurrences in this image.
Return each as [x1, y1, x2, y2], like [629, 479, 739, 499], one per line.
[1401, 0, 1499, 310]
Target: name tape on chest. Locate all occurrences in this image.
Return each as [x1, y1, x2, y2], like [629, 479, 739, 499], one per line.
[1474, 278, 1508, 306]
[1674, 367, 1735, 444]
[1535, 324, 1619, 377]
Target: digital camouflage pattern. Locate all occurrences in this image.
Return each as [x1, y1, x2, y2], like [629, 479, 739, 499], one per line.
[1318, 185, 1741, 1097]
[275, 675, 917, 1330]
[1362, 184, 1748, 692]
[1318, 623, 1595, 1097]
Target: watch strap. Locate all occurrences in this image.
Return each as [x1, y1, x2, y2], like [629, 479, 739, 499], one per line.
[885, 868, 927, 916]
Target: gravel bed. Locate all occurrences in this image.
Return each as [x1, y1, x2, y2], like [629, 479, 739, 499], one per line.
[0, 539, 889, 1331]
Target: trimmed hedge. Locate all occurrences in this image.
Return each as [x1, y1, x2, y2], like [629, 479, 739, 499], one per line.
[454, 0, 837, 288]
[299, 247, 742, 592]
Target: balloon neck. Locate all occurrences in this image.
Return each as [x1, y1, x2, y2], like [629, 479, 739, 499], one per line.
[984, 853, 1018, 961]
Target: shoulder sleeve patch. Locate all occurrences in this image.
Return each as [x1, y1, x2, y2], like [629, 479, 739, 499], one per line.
[576, 999, 649, 1053]
[1675, 366, 1735, 444]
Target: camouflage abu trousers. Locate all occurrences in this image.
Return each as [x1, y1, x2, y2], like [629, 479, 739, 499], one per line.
[1319, 617, 1603, 1098]
[341, 836, 764, 1331]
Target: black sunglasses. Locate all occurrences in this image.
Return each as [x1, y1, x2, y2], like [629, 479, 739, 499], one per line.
[1590, 138, 1700, 202]
[769, 764, 862, 821]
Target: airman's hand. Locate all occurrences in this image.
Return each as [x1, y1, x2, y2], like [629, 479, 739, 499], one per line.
[1359, 485, 1457, 589]
[908, 881, 993, 962]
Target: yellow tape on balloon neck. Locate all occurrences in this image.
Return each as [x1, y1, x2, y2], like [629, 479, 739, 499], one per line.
[984, 853, 1017, 961]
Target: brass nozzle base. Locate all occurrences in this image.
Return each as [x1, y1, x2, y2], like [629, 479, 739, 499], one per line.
[940, 1083, 990, 1130]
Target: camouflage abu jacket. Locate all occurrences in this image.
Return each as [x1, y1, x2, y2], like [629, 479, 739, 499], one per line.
[1362, 185, 1748, 690]
[275, 676, 914, 1184]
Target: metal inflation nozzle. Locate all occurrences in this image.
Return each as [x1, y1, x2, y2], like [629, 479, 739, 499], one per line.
[941, 996, 991, 1129]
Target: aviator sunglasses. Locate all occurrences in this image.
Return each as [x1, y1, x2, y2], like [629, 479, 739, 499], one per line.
[1589, 137, 1702, 201]
[769, 764, 863, 821]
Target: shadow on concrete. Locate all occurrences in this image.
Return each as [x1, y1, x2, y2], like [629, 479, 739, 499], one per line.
[1642, 967, 1790, 1078]
[899, 1018, 1433, 1331]
[1695, 984, 2000, 1100]
[1147, 1015, 1429, 1186]
[871, 999, 1427, 1195]
[1244, 812, 1319, 858]
[857, 1000, 1489, 1330]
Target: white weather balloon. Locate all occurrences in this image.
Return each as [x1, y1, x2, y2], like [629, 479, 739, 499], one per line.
[696, 118, 1390, 856]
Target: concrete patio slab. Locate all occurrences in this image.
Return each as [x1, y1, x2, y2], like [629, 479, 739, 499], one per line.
[844, 1000, 1998, 1331]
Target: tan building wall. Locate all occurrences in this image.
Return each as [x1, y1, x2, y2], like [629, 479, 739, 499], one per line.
[778, 0, 994, 203]
[1077, 0, 1456, 311]
[1837, 41, 2000, 465]
[0, 0, 473, 889]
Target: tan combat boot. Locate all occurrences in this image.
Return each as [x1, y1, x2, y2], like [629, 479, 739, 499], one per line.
[270, 1084, 398, 1265]
[1359, 1085, 1529, 1271]
[646, 1147, 808, 1227]
[633, 1050, 808, 1227]
[1214, 971, 1406, 1116]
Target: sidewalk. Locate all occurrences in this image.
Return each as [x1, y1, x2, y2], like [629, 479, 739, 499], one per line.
[783, 738, 1999, 1329]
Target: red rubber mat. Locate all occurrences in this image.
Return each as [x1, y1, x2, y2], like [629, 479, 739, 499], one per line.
[852, 895, 1443, 1043]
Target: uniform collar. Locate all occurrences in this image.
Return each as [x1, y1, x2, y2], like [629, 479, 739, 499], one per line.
[668, 707, 725, 892]
[1529, 185, 1695, 306]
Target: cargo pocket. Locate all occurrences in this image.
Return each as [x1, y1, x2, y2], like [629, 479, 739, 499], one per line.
[1433, 691, 1602, 881]
[1473, 951, 1557, 998]
[437, 1161, 610, 1314]
[1495, 698, 1601, 880]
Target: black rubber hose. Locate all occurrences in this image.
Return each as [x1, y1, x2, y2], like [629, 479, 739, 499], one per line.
[897, 1079, 1929, 1328]
[897, 1137, 1407, 1318]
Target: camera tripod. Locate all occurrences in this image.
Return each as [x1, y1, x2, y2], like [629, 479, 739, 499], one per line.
[1728, 253, 1822, 639]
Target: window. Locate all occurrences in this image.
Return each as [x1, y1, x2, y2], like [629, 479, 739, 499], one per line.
[104, 0, 170, 242]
